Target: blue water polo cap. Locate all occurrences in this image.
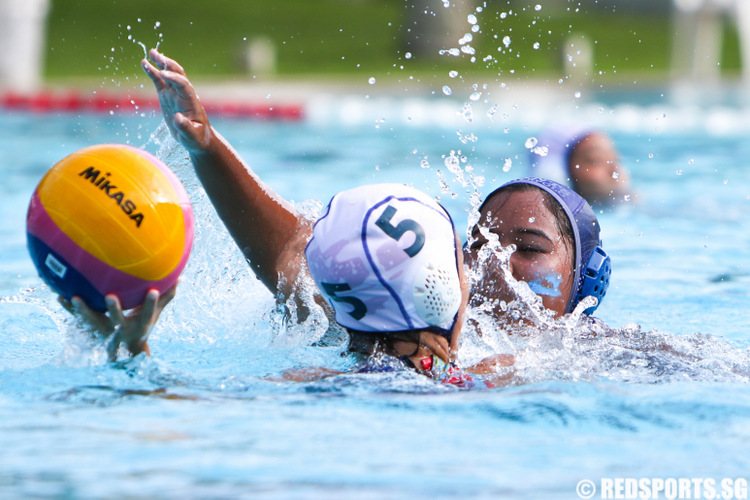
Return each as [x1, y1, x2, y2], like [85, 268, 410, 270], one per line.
[483, 177, 611, 315]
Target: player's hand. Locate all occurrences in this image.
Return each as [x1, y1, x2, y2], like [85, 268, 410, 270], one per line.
[141, 49, 213, 154]
[59, 284, 177, 361]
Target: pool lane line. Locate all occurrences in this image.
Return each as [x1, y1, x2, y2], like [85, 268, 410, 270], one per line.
[0, 90, 304, 121]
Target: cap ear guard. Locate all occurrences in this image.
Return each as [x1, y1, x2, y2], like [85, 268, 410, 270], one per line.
[576, 245, 611, 315]
[413, 260, 462, 329]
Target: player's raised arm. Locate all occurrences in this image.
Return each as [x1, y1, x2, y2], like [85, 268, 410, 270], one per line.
[142, 49, 312, 300]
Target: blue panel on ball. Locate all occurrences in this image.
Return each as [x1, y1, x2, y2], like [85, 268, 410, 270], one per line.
[27, 232, 106, 311]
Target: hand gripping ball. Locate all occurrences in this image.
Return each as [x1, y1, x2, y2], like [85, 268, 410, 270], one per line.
[26, 144, 194, 311]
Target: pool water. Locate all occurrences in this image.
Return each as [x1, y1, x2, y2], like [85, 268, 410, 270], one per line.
[1, 90, 750, 499]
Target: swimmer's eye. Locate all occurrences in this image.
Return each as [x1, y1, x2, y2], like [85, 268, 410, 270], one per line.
[517, 245, 546, 254]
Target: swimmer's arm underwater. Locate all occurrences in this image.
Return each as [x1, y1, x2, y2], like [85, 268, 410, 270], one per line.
[58, 285, 176, 361]
[141, 49, 312, 300]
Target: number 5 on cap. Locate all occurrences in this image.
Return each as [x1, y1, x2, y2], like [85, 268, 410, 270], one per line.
[321, 282, 367, 320]
[375, 205, 425, 257]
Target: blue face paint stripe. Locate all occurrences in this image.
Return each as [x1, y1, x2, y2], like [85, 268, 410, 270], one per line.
[528, 273, 563, 297]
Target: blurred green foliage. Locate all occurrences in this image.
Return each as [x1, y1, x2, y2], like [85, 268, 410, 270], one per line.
[44, 0, 741, 83]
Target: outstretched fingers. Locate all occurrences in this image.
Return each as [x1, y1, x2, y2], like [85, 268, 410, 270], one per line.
[105, 294, 125, 326]
[62, 295, 115, 335]
[140, 51, 211, 152]
[104, 288, 168, 361]
[158, 70, 196, 100]
[141, 58, 166, 90]
[137, 289, 161, 329]
[148, 48, 185, 75]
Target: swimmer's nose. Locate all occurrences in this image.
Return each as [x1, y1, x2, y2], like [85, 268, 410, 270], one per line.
[507, 255, 517, 280]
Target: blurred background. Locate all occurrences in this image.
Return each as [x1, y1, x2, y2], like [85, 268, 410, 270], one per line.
[0, 0, 747, 95]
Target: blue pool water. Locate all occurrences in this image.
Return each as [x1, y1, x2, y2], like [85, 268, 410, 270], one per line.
[2, 89, 750, 499]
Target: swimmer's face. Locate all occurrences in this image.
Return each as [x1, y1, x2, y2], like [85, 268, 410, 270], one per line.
[568, 132, 628, 204]
[465, 188, 575, 317]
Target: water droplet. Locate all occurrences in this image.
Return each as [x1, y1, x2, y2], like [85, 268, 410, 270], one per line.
[574, 91, 582, 99]
[449, 70, 459, 78]
[612, 172, 619, 179]
[533, 42, 540, 50]
[503, 158, 512, 172]
[648, 153, 654, 158]
[470, 92, 481, 101]
[625, 195, 632, 202]
[154, 21, 161, 28]
[535, 4, 542, 11]
[529, 217, 536, 223]
[442, 85, 453, 96]
[467, 14, 477, 24]
[421, 159, 431, 169]
[502, 36, 511, 47]
[525, 137, 538, 149]
[688, 158, 694, 165]
[676, 169, 683, 175]
[500, 12, 507, 19]
[368, 77, 376, 85]
[405, 52, 412, 59]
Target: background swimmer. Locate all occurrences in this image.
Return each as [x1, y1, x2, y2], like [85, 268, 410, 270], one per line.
[528, 126, 632, 206]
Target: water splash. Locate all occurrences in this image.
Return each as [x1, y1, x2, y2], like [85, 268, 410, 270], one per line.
[456, 219, 750, 386]
[502, 157, 513, 172]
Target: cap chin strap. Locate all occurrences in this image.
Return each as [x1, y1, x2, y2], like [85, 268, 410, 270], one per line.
[575, 246, 611, 315]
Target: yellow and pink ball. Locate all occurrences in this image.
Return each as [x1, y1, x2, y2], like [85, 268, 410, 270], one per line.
[26, 144, 194, 311]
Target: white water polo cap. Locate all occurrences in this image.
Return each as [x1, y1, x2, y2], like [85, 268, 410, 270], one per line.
[305, 184, 462, 339]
